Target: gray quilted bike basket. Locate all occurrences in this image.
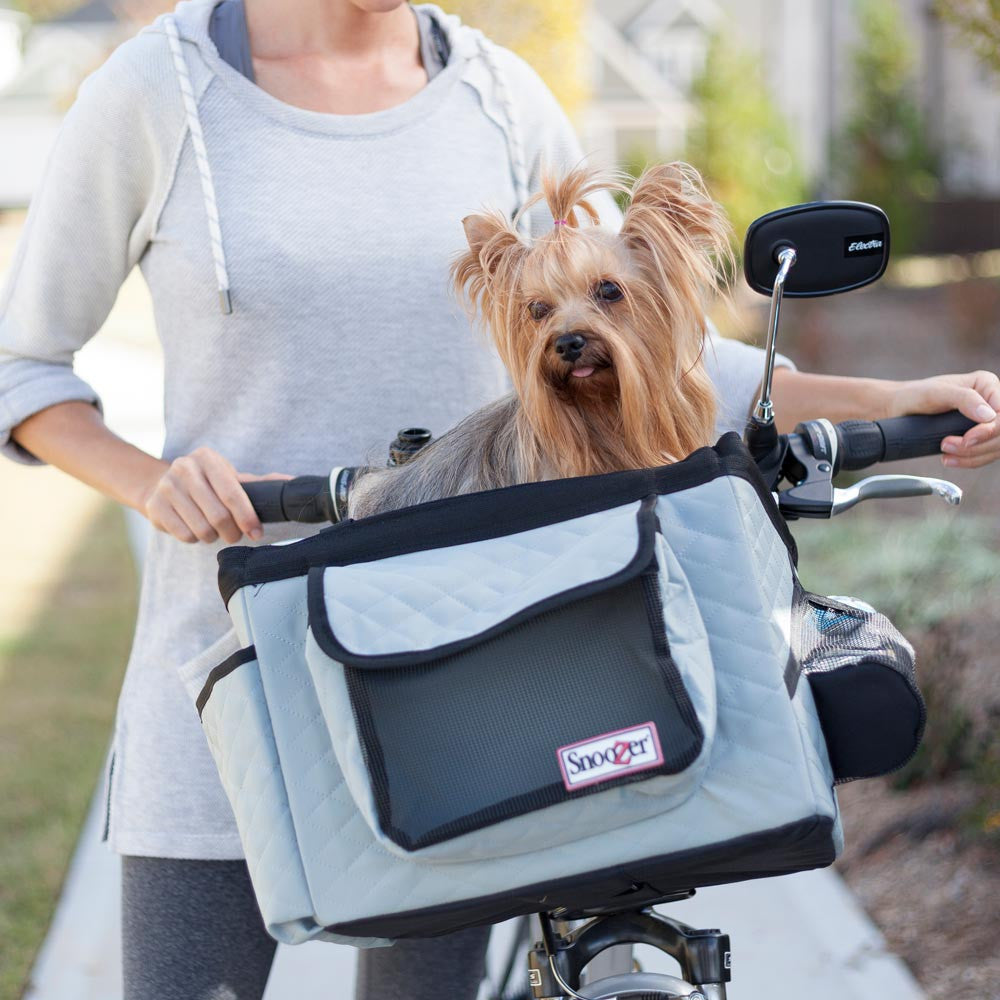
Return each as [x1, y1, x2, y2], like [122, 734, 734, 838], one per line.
[193, 434, 902, 946]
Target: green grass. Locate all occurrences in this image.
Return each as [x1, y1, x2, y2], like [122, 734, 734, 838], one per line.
[794, 510, 1000, 834]
[793, 511, 1000, 631]
[0, 504, 137, 1000]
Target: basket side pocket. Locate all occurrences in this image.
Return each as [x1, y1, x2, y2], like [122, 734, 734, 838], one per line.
[198, 644, 320, 943]
[793, 587, 924, 782]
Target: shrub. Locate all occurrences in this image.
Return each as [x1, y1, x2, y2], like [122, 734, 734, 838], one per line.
[683, 30, 806, 247]
[837, 0, 939, 254]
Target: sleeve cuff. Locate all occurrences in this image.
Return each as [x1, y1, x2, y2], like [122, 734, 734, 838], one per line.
[0, 361, 103, 466]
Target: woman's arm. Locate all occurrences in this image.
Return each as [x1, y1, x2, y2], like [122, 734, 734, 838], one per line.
[1, 34, 282, 541]
[13, 403, 165, 510]
[12, 403, 278, 543]
[771, 367, 1000, 468]
[0, 35, 177, 467]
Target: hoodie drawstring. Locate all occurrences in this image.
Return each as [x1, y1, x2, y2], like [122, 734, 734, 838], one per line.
[162, 12, 530, 309]
[165, 15, 233, 315]
[473, 34, 530, 236]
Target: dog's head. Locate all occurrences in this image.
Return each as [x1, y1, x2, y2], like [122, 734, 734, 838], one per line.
[453, 163, 733, 477]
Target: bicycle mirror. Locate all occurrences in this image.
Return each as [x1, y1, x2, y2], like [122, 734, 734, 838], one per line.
[744, 201, 890, 298]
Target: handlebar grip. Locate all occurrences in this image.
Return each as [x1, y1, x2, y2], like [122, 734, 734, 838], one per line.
[242, 476, 335, 523]
[876, 411, 977, 463]
[834, 420, 885, 471]
[241, 481, 289, 523]
[835, 410, 976, 472]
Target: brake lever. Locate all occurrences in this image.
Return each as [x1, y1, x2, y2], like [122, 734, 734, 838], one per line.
[775, 422, 962, 518]
[831, 475, 963, 515]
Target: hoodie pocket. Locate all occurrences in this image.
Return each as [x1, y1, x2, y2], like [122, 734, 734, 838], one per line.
[177, 628, 242, 708]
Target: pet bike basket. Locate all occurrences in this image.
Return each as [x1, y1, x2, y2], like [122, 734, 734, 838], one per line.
[193, 433, 923, 946]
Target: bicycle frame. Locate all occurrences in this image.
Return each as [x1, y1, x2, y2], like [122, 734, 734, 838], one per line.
[483, 902, 730, 1000]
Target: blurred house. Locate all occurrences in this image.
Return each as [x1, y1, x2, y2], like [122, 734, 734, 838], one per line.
[2, 0, 999, 217]
[0, 0, 133, 207]
[581, 0, 1000, 201]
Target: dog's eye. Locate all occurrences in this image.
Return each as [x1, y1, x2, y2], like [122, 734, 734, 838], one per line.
[528, 301, 552, 321]
[594, 280, 624, 302]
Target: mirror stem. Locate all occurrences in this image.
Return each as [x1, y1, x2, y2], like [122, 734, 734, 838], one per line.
[753, 246, 797, 424]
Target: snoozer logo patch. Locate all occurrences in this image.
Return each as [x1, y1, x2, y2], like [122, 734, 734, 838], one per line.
[558, 723, 664, 792]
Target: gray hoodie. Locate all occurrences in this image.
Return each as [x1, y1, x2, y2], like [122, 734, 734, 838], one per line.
[0, 0, 786, 858]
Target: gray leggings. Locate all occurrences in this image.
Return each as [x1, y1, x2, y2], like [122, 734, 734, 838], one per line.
[121, 856, 491, 1000]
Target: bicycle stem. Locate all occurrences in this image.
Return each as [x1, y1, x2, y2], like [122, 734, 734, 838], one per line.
[753, 245, 797, 426]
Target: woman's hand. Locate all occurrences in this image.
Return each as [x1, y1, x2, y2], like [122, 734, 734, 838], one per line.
[142, 446, 292, 544]
[886, 371, 1000, 469]
[11, 403, 294, 539]
[771, 368, 1000, 468]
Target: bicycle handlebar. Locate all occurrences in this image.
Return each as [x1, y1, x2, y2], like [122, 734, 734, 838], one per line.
[240, 411, 978, 526]
[243, 469, 354, 524]
[834, 411, 976, 472]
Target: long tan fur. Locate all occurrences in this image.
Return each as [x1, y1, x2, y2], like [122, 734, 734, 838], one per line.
[350, 163, 733, 518]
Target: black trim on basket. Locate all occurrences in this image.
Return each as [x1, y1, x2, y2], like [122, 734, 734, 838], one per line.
[324, 814, 836, 940]
[218, 433, 797, 606]
[196, 644, 257, 719]
[307, 497, 659, 668]
[639, 570, 704, 742]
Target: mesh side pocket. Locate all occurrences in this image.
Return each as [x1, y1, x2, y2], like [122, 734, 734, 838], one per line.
[792, 587, 924, 782]
[345, 569, 703, 852]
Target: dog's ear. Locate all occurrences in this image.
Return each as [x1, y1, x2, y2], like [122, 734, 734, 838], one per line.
[462, 213, 510, 256]
[621, 162, 732, 264]
[452, 211, 526, 317]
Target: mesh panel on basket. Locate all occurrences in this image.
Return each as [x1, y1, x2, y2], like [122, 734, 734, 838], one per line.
[344, 570, 703, 851]
[797, 594, 915, 678]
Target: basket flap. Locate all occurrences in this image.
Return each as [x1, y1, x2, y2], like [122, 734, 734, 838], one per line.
[308, 498, 656, 667]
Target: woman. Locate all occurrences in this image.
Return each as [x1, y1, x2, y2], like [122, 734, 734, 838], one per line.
[1, 2, 997, 998]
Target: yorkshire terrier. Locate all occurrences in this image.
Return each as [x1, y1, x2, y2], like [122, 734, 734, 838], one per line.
[350, 163, 733, 518]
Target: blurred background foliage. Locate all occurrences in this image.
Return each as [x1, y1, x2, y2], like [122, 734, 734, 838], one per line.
[936, 0, 1000, 76]
[682, 30, 806, 246]
[436, 0, 588, 118]
[8, 0, 77, 17]
[836, 0, 939, 254]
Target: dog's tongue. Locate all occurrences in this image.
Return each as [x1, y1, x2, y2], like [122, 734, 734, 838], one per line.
[571, 366, 595, 378]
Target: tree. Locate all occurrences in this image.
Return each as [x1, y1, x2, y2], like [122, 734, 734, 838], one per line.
[838, 0, 938, 254]
[682, 30, 806, 247]
[936, 0, 1000, 77]
[436, 0, 587, 119]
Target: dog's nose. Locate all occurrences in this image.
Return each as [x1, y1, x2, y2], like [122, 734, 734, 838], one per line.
[554, 333, 587, 362]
